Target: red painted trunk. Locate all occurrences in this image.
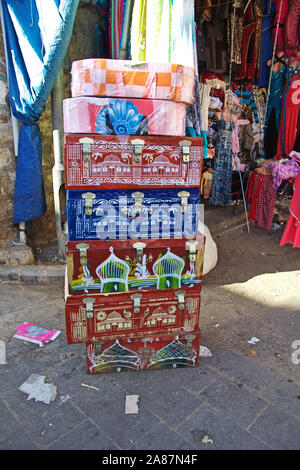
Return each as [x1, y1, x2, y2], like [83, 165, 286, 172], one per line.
[66, 235, 205, 297]
[65, 289, 201, 344]
[85, 330, 201, 374]
[64, 134, 203, 190]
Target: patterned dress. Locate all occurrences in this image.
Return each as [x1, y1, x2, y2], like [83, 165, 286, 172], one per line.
[209, 118, 233, 206]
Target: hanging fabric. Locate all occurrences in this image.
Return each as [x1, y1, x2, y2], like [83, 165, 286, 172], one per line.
[276, 56, 300, 157]
[256, 0, 276, 87]
[1, 0, 79, 224]
[280, 169, 300, 248]
[283, 0, 300, 57]
[271, 0, 288, 53]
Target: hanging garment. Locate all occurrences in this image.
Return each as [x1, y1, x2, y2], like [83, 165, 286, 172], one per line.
[239, 121, 255, 163]
[234, 0, 264, 82]
[1, 0, 79, 224]
[202, 71, 226, 107]
[130, 0, 172, 63]
[227, 1, 244, 76]
[201, 169, 213, 200]
[256, 0, 276, 87]
[272, 0, 289, 53]
[231, 81, 259, 123]
[277, 57, 300, 158]
[171, 0, 195, 68]
[264, 63, 286, 157]
[283, 0, 300, 57]
[198, 83, 212, 131]
[209, 118, 234, 206]
[280, 170, 300, 247]
[269, 159, 300, 189]
[248, 173, 276, 230]
[186, 15, 204, 136]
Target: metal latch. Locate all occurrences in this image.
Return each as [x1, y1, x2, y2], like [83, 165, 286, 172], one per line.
[178, 191, 190, 213]
[179, 140, 192, 163]
[131, 191, 144, 215]
[186, 240, 197, 262]
[131, 294, 142, 314]
[83, 297, 96, 319]
[76, 243, 90, 266]
[131, 139, 144, 163]
[133, 242, 146, 264]
[79, 137, 94, 162]
[82, 192, 96, 216]
[175, 290, 185, 310]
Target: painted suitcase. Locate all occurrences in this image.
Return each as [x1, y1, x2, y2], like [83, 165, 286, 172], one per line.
[64, 134, 203, 190]
[66, 187, 201, 241]
[63, 97, 187, 136]
[65, 289, 201, 344]
[71, 58, 195, 104]
[86, 330, 201, 374]
[66, 235, 205, 296]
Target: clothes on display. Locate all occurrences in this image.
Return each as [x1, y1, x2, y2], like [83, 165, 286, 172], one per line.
[280, 169, 300, 247]
[209, 115, 234, 206]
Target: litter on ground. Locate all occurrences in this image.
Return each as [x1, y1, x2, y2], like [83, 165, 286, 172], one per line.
[125, 395, 139, 414]
[19, 374, 57, 404]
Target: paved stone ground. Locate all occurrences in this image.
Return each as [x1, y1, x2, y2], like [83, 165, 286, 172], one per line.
[0, 223, 300, 451]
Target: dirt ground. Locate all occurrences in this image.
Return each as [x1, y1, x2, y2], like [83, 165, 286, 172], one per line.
[1, 221, 299, 386]
[201, 223, 300, 383]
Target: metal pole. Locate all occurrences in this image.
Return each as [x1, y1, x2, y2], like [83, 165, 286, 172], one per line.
[118, 0, 133, 59]
[51, 66, 66, 262]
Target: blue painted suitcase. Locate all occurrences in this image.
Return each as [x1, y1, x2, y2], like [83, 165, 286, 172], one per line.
[66, 187, 201, 241]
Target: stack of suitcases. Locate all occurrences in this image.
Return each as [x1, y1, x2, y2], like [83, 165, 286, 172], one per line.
[63, 58, 205, 374]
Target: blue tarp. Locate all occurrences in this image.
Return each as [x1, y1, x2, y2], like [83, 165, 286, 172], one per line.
[1, 0, 79, 223]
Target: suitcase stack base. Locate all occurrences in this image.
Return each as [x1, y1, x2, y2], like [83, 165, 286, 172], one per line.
[86, 330, 201, 374]
[64, 58, 204, 375]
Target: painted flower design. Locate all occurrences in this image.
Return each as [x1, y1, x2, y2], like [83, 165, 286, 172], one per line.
[95, 99, 149, 135]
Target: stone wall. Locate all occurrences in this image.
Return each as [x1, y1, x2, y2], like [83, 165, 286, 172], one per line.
[0, 3, 104, 248]
[0, 27, 18, 248]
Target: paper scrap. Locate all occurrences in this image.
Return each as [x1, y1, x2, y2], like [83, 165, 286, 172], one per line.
[248, 337, 260, 345]
[0, 340, 6, 364]
[14, 322, 61, 347]
[199, 346, 212, 358]
[125, 395, 139, 414]
[19, 374, 57, 404]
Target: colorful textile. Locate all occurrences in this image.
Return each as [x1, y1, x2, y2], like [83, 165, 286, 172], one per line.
[269, 159, 299, 189]
[277, 58, 300, 157]
[283, 0, 300, 57]
[247, 172, 276, 230]
[71, 59, 195, 104]
[256, 0, 275, 87]
[209, 118, 233, 206]
[280, 170, 300, 247]
[63, 97, 187, 136]
[272, 0, 289, 53]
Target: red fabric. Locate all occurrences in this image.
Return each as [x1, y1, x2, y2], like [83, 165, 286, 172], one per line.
[280, 170, 300, 247]
[248, 173, 264, 222]
[272, 0, 289, 53]
[201, 71, 225, 105]
[277, 64, 300, 157]
[234, 0, 257, 81]
[284, 0, 300, 57]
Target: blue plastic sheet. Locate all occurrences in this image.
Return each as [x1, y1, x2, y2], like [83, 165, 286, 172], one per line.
[1, 0, 79, 223]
